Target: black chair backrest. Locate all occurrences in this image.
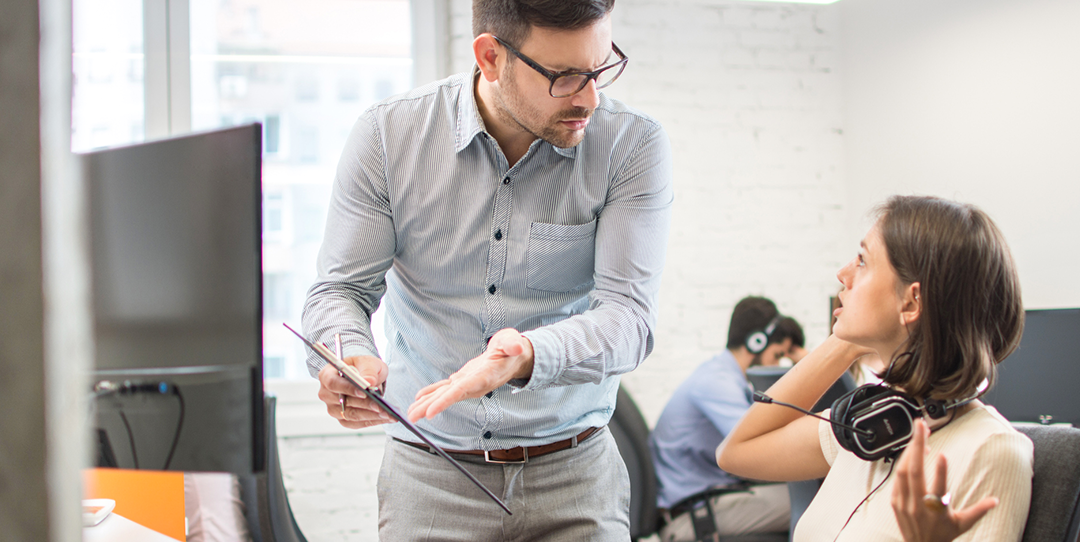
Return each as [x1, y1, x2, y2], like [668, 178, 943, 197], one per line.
[609, 385, 659, 541]
[239, 394, 308, 542]
[1014, 424, 1080, 542]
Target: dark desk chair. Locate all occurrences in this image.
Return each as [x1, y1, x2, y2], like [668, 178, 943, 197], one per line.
[610, 385, 660, 541]
[239, 394, 308, 542]
[611, 385, 788, 542]
[1013, 424, 1080, 542]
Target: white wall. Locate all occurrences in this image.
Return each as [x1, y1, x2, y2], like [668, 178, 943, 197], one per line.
[448, 0, 849, 423]
[840, 0, 1080, 310]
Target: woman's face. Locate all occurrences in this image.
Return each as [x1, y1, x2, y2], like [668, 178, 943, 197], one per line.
[833, 222, 914, 357]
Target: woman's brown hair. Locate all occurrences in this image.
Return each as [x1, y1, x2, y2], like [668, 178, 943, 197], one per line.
[875, 195, 1024, 400]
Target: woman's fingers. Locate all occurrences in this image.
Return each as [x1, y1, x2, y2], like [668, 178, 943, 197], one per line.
[930, 453, 949, 503]
[907, 419, 929, 503]
[954, 497, 999, 532]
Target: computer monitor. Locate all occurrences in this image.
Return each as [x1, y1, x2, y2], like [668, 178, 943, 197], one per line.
[83, 124, 265, 474]
[746, 366, 857, 412]
[982, 308, 1080, 426]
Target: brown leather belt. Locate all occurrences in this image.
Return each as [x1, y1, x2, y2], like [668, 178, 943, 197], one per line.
[394, 426, 601, 464]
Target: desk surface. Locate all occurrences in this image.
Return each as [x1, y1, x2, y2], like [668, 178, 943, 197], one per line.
[84, 468, 186, 541]
[84, 512, 182, 542]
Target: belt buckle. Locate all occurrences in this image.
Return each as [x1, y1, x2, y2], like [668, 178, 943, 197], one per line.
[484, 448, 528, 464]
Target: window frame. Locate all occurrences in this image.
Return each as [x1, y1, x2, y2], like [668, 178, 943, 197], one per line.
[131, 0, 448, 435]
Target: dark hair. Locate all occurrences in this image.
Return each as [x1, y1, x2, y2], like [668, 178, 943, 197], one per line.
[472, 0, 615, 46]
[773, 316, 805, 348]
[875, 195, 1023, 401]
[726, 296, 780, 350]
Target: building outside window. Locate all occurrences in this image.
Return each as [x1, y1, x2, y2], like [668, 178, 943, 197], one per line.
[72, 0, 145, 152]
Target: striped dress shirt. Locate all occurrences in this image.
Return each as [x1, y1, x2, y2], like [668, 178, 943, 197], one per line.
[302, 71, 673, 451]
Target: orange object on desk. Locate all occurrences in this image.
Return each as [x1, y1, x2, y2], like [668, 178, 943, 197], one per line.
[84, 468, 186, 541]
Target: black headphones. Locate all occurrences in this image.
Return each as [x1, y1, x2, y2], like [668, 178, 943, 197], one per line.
[829, 384, 979, 461]
[745, 315, 782, 354]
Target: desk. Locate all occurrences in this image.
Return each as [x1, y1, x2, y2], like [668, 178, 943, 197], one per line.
[84, 512, 183, 542]
[83, 468, 186, 541]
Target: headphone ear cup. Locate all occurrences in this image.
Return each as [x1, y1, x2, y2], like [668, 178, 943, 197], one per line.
[830, 385, 862, 455]
[746, 331, 768, 354]
[833, 385, 922, 461]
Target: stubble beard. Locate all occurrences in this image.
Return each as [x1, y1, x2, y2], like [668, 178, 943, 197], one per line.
[495, 63, 593, 149]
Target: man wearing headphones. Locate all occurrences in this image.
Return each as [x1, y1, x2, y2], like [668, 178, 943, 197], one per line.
[649, 296, 803, 541]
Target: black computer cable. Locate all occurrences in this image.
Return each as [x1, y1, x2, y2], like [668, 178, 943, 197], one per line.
[92, 380, 184, 470]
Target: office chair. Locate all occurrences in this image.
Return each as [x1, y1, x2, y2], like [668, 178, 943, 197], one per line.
[610, 385, 789, 542]
[610, 385, 660, 541]
[239, 394, 308, 542]
[1014, 424, 1080, 542]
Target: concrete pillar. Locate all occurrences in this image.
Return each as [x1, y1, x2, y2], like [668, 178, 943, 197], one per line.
[0, 0, 50, 537]
[1, 0, 88, 539]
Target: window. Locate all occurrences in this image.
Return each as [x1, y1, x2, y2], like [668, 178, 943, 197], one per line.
[72, 0, 144, 152]
[73, 0, 413, 380]
[263, 190, 284, 235]
[191, 0, 412, 379]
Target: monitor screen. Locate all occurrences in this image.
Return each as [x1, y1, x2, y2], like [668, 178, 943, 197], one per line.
[83, 124, 265, 474]
[982, 308, 1080, 426]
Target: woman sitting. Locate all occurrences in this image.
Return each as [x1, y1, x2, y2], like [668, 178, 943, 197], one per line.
[717, 195, 1032, 541]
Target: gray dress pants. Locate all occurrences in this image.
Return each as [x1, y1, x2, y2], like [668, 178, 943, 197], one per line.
[377, 426, 631, 541]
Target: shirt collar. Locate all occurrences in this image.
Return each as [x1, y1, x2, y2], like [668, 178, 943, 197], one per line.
[454, 68, 485, 153]
[454, 67, 579, 160]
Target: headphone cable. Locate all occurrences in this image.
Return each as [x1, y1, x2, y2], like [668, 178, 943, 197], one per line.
[753, 390, 874, 438]
[832, 458, 896, 542]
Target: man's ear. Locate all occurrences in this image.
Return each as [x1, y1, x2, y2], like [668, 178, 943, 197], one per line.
[473, 33, 502, 82]
[900, 282, 921, 326]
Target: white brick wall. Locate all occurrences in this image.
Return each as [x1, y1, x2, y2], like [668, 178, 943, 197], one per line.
[452, 0, 848, 423]
[614, 0, 847, 424]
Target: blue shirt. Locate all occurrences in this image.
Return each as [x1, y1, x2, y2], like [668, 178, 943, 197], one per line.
[649, 350, 753, 508]
[302, 72, 673, 450]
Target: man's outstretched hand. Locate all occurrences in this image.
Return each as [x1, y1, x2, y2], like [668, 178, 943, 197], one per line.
[407, 328, 534, 422]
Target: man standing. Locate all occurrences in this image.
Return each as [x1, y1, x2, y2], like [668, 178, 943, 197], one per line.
[302, 0, 672, 539]
[649, 296, 803, 541]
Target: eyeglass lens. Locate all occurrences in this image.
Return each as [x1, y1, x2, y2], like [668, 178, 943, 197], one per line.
[550, 62, 625, 98]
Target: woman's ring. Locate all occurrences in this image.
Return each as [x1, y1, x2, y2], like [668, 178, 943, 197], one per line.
[923, 493, 948, 513]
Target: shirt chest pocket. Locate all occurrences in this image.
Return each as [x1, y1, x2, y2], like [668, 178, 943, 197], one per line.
[525, 220, 597, 293]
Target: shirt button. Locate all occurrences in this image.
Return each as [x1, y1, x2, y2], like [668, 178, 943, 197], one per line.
[483, 431, 492, 439]
[502, 177, 510, 185]
[494, 229, 502, 240]
[488, 284, 497, 294]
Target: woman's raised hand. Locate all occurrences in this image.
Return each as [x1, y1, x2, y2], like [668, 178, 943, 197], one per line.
[891, 418, 999, 542]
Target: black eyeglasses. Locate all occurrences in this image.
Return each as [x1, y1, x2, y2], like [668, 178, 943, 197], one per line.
[492, 36, 629, 98]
